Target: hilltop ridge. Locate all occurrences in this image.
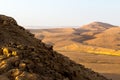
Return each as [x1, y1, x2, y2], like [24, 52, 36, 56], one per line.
[80, 22, 115, 31]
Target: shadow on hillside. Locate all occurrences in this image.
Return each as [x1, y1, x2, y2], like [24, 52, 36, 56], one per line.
[72, 29, 96, 43]
[71, 35, 95, 43]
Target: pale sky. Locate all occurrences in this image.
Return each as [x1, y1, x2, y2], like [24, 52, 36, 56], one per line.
[0, 0, 120, 28]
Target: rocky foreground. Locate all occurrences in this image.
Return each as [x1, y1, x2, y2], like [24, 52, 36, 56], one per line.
[0, 15, 110, 80]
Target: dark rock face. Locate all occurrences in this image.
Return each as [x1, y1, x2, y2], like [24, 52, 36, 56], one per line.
[0, 15, 110, 80]
[0, 15, 17, 26]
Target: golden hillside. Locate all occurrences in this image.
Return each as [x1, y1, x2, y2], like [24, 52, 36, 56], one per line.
[30, 22, 120, 56]
[84, 27, 120, 50]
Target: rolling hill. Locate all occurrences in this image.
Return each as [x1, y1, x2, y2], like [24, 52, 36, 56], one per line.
[30, 22, 120, 56]
[84, 27, 120, 50]
[80, 22, 115, 31]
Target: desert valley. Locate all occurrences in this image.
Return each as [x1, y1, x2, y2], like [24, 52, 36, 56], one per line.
[30, 22, 120, 80]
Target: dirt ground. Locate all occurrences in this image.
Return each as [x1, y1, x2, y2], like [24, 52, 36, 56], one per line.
[58, 51, 120, 80]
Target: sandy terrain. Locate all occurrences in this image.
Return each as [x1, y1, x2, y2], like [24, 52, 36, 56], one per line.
[29, 22, 120, 80]
[58, 51, 120, 80]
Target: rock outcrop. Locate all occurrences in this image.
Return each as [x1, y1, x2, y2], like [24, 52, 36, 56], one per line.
[0, 15, 17, 26]
[0, 15, 110, 80]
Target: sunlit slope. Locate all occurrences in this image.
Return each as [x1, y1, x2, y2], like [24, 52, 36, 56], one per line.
[56, 43, 120, 56]
[84, 27, 120, 50]
[30, 22, 120, 56]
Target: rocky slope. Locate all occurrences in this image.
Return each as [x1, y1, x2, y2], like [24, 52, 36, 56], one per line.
[0, 15, 110, 80]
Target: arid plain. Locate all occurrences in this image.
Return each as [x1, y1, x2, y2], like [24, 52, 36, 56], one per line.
[30, 22, 120, 80]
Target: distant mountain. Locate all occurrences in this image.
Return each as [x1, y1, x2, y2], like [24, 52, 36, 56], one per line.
[80, 22, 115, 31]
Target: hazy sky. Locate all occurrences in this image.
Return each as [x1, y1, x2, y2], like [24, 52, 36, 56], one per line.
[0, 0, 120, 28]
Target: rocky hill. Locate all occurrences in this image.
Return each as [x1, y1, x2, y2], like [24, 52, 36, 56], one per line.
[0, 15, 110, 80]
